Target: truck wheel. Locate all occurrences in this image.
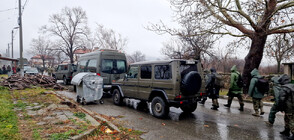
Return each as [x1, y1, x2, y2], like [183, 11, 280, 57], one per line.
[81, 98, 87, 105]
[76, 95, 81, 103]
[180, 103, 197, 113]
[63, 76, 68, 85]
[112, 89, 123, 106]
[151, 97, 169, 118]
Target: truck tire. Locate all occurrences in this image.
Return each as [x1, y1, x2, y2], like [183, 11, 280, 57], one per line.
[76, 95, 81, 103]
[112, 89, 123, 106]
[151, 97, 169, 118]
[180, 103, 197, 113]
[63, 76, 68, 85]
[181, 71, 201, 96]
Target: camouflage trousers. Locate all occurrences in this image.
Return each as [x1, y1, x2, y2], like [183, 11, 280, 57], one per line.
[268, 103, 278, 124]
[285, 114, 294, 133]
[227, 94, 244, 107]
[252, 98, 263, 112]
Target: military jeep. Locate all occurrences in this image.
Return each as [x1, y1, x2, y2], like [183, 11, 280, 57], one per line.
[111, 59, 203, 118]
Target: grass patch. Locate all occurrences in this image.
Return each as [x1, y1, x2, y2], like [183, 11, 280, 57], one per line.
[33, 129, 41, 140]
[0, 74, 8, 79]
[0, 86, 20, 139]
[74, 112, 86, 119]
[50, 129, 79, 140]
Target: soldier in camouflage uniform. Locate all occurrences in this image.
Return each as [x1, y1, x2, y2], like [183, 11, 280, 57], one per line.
[278, 75, 293, 138]
[248, 68, 264, 117]
[224, 65, 244, 111]
[199, 69, 210, 105]
[265, 75, 289, 125]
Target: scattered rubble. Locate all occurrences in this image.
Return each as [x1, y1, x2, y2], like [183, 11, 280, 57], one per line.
[0, 74, 64, 90]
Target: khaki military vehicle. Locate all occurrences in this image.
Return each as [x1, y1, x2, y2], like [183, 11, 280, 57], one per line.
[111, 59, 203, 118]
[75, 49, 127, 92]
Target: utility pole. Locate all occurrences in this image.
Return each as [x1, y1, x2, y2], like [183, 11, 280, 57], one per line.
[7, 43, 10, 57]
[18, 0, 24, 76]
[11, 30, 13, 58]
[11, 27, 19, 58]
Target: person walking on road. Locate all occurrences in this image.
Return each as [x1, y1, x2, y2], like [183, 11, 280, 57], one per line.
[199, 69, 210, 105]
[206, 68, 221, 110]
[265, 75, 290, 125]
[224, 65, 244, 111]
[278, 76, 294, 139]
[248, 68, 264, 117]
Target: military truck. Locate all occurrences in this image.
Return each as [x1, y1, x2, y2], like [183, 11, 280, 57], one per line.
[53, 64, 77, 85]
[111, 59, 203, 118]
[75, 49, 127, 92]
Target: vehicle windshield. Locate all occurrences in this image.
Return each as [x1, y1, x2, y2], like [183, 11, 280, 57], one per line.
[71, 64, 77, 71]
[26, 68, 38, 73]
[101, 59, 127, 74]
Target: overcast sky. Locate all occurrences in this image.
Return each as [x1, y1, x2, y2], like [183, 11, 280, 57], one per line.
[0, 0, 177, 60]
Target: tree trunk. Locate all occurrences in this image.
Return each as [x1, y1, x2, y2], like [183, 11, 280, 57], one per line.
[42, 58, 46, 75]
[242, 34, 267, 94]
[277, 61, 281, 73]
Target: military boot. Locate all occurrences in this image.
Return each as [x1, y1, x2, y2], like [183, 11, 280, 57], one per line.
[252, 110, 260, 117]
[288, 135, 294, 140]
[260, 108, 265, 115]
[239, 105, 244, 111]
[224, 101, 232, 108]
[280, 128, 290, 137]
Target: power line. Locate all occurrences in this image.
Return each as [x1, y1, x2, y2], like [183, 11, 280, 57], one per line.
[22, 0, 29, 15]
[0, 7, 17, 13]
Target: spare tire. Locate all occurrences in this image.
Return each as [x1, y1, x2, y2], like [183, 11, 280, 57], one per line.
[181, 71, 202, 96]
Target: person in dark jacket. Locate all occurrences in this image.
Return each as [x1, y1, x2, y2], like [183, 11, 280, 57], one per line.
[2, 65, 6, 74]
[248, 68, 264, 117]
[224, 65, 244, 111]
[278, 76, 294, 139]
[199, 69, 210, 105]
[206, 68, 220, 110]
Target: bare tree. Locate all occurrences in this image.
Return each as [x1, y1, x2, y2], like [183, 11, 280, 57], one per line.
[162, 34, 215, 60]
[265, 33, 294, 73]
[28, 36, 53, 72]
[127, 51, 146, 63]
[161, 38, 185, 59]
[149, 0, 294, 91]
[95, 24, 127, 51]
[42, 7, 90, 63]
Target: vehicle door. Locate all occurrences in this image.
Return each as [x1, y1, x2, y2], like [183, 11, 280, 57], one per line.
[122, 65, 138, 97]
[63, 65, 69, 78]
[138, 65, 152, 100]
[55, 65, 63, 79]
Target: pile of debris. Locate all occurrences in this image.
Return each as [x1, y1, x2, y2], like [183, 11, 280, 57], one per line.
[0, 74, 64, 90]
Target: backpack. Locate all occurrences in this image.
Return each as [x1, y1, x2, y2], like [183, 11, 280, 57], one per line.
[255, 77, 269, 94]
[236, 74, 243, 88]
[214, 73, 224, 88]
[278, 84, 294, 112]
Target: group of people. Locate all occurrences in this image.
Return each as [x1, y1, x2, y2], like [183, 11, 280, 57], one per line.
[0, 63, 18, 76]
[199, 65, 294, 139]
[199, 65, 244, 111]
